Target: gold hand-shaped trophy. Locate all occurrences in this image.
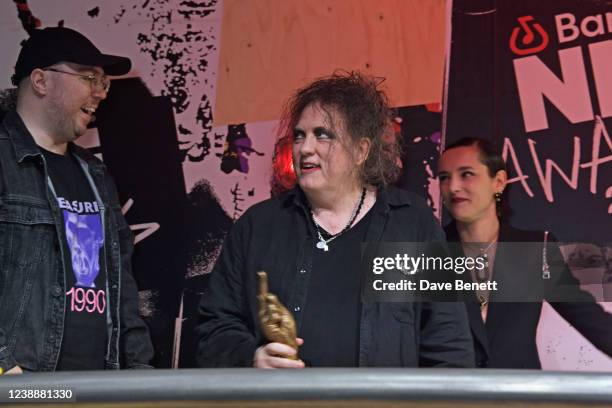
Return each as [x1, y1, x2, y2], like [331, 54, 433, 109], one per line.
[257, 271, 299, 360]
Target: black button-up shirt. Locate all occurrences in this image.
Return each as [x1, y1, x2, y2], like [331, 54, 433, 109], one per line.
[196, 186, 475, 368]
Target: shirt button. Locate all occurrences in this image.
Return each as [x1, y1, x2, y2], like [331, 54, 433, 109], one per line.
[299, 269, 306, 274]
[111, 284, 118, 289]
[293, 306, 301, 312]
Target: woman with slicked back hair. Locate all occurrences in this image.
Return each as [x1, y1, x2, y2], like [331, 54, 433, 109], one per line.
[438, 136, 612, 368]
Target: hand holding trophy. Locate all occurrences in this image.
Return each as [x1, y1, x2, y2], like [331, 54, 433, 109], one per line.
[257, 271, 299, 360]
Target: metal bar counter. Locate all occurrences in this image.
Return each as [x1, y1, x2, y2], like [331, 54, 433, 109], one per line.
[1, 368, 611, 407]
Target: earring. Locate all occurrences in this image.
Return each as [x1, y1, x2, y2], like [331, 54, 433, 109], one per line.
[494, 192, 502, 202]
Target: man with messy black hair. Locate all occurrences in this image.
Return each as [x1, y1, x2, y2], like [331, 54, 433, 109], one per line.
[197, 71, 474, 368]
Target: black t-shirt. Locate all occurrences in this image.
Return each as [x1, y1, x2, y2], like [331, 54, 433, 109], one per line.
[41, 147, 107, 370]
[298, 209, 373, 367]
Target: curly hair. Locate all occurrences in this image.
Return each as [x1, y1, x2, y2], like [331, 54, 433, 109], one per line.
[278, 71, 401, 188]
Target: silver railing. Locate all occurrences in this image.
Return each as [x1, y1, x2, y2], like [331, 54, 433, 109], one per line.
[1, 368, 611, 406]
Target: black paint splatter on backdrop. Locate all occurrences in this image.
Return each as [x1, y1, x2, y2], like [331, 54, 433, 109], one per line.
[230, 182, 245, 220]
[177, 1, 217, 19]
[183, 179, 232, 278]
[394, 105, 442, 212]
[113, 6, 127, 23]
[87, 7, 100, 18]
[13, 0, 42, 33]
[112, 0, 219, 163]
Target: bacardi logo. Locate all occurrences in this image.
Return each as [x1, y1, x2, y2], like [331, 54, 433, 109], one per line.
[509, 16, 550, 56]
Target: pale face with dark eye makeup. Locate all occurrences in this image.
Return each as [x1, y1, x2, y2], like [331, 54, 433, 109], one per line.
[291, 103, 362, 195]
[437, 145, 506, 224]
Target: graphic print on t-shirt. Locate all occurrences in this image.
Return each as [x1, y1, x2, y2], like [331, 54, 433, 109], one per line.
[58, 197, 106, 314]
[63, 211, 103, 287]
[42, 147, 108, 370]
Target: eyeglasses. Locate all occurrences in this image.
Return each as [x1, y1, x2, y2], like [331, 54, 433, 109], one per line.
[44, 68, 111, 93]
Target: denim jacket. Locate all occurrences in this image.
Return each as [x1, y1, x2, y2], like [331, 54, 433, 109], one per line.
[0, 111, 153, 372]
[196, 186, 474, 367]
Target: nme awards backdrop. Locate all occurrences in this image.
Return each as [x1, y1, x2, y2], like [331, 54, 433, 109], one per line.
[0, 0, 610, 370]
[445, 0, 612, 240]
[445, 0, 611, 369]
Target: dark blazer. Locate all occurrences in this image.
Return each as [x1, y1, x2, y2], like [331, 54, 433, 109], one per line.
[445, 222, 612, 368]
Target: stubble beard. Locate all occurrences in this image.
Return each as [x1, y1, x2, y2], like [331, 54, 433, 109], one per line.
[46, 95, 83, 144]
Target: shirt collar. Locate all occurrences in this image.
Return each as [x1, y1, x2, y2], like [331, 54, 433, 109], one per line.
[3, 110, 104, 171]
[281, 185, 413, 212]
[3, 110, 41, 163]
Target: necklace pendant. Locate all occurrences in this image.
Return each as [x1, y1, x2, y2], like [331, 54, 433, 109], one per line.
[477, 294, 488, 308]
[316, 240, 329, 251]
[475, 263, 489, 282]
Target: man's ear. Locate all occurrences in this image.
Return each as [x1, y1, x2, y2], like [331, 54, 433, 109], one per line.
[356, 137, 372, 166]
[29, 68, 50, 96]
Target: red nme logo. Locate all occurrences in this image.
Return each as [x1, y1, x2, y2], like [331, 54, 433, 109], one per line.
[509, 15, 549, 56]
